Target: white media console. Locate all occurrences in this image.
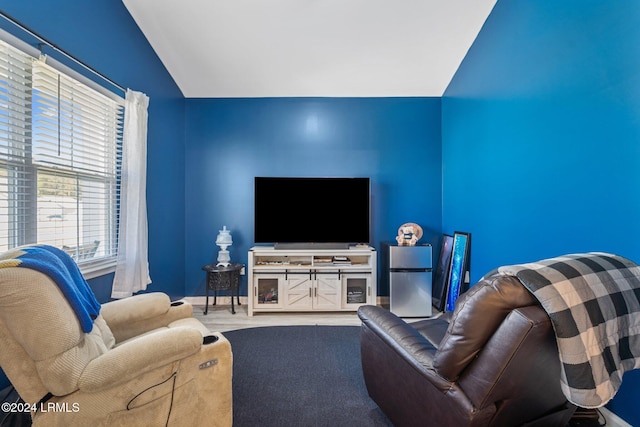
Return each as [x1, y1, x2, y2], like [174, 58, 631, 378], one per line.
[247, 245, 377, 316]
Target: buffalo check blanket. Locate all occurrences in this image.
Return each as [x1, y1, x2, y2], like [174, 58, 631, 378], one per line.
[496, 253, 640, 408]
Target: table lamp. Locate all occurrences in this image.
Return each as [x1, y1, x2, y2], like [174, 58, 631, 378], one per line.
[216, 225, 233, 266]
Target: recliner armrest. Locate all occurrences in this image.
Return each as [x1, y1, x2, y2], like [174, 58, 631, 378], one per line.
[78, 327, 203, 392]
[101, 292, 172, 323]
[101, 293, 193, 342]
[358, 306, 450, 390]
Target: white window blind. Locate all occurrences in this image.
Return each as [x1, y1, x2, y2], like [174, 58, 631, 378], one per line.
[0, 39, 124, 277]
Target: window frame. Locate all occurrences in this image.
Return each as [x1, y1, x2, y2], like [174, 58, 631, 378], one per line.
[0, 30, 124, 278]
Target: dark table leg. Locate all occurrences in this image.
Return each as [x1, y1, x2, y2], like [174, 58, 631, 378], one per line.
[230, 285, 236, 314]
[204, 284, 209, 315]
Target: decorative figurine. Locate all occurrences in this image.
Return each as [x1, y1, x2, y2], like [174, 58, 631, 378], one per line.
[216, 225, 233, 266]
[396, 223, 423, 246]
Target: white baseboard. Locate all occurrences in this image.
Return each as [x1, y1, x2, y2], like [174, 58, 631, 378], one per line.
[183, 295, 389, 307]
[601, 407, 632, 427]
[183, 296, 248, 306]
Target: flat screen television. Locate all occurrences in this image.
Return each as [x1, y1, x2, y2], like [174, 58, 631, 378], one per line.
[254, 177, 370, 249]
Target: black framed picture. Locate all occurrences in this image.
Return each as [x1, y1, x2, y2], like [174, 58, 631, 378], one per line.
[445, 231, 471, 312]
[432, 234, 454, 312]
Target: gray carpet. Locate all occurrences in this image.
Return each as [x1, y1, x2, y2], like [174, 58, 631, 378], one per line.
[224, 325, 393, 427]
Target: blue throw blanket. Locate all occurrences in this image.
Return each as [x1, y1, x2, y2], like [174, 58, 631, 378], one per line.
[0, 245, 100, 333]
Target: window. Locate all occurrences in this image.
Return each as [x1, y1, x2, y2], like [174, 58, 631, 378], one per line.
[0, 39, 124, 277]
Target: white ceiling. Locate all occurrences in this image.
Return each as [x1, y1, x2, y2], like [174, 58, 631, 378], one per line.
[122, 0, 496, 98]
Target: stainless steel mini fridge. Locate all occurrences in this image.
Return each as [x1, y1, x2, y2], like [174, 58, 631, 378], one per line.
[385, 243, 433, 317]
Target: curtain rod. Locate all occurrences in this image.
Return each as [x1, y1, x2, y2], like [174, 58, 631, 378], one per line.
[0, 9, 126, 93]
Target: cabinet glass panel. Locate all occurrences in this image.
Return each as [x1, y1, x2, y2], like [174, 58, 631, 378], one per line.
[256, 278, 279, 304]
[345, 277, 367, 304]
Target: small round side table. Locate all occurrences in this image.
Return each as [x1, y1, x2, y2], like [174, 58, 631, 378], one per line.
[202, 263, 243, 315]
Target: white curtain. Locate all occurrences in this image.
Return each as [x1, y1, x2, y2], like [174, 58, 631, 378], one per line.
[111, 89, 151, 298]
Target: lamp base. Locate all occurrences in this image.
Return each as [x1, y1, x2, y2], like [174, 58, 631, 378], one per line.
[217, 249, 230, 266]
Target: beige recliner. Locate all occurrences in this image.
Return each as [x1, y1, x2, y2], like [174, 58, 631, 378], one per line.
[0, 249, 232, 427]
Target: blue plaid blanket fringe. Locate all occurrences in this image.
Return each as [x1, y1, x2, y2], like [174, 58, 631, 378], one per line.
[496, 252, 640, 408]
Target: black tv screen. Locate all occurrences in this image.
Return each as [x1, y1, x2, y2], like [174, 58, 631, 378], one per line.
[254, 177, 370, 247]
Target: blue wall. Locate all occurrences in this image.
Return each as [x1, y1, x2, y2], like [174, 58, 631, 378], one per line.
[2, 1, 637, 421]
[0, 1, 187, 300]
[442, 0, 640, 423]
[184, 97, 442, 297]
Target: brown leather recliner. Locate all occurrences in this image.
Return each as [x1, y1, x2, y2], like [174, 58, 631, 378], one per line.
[358, 274, 576, 427]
